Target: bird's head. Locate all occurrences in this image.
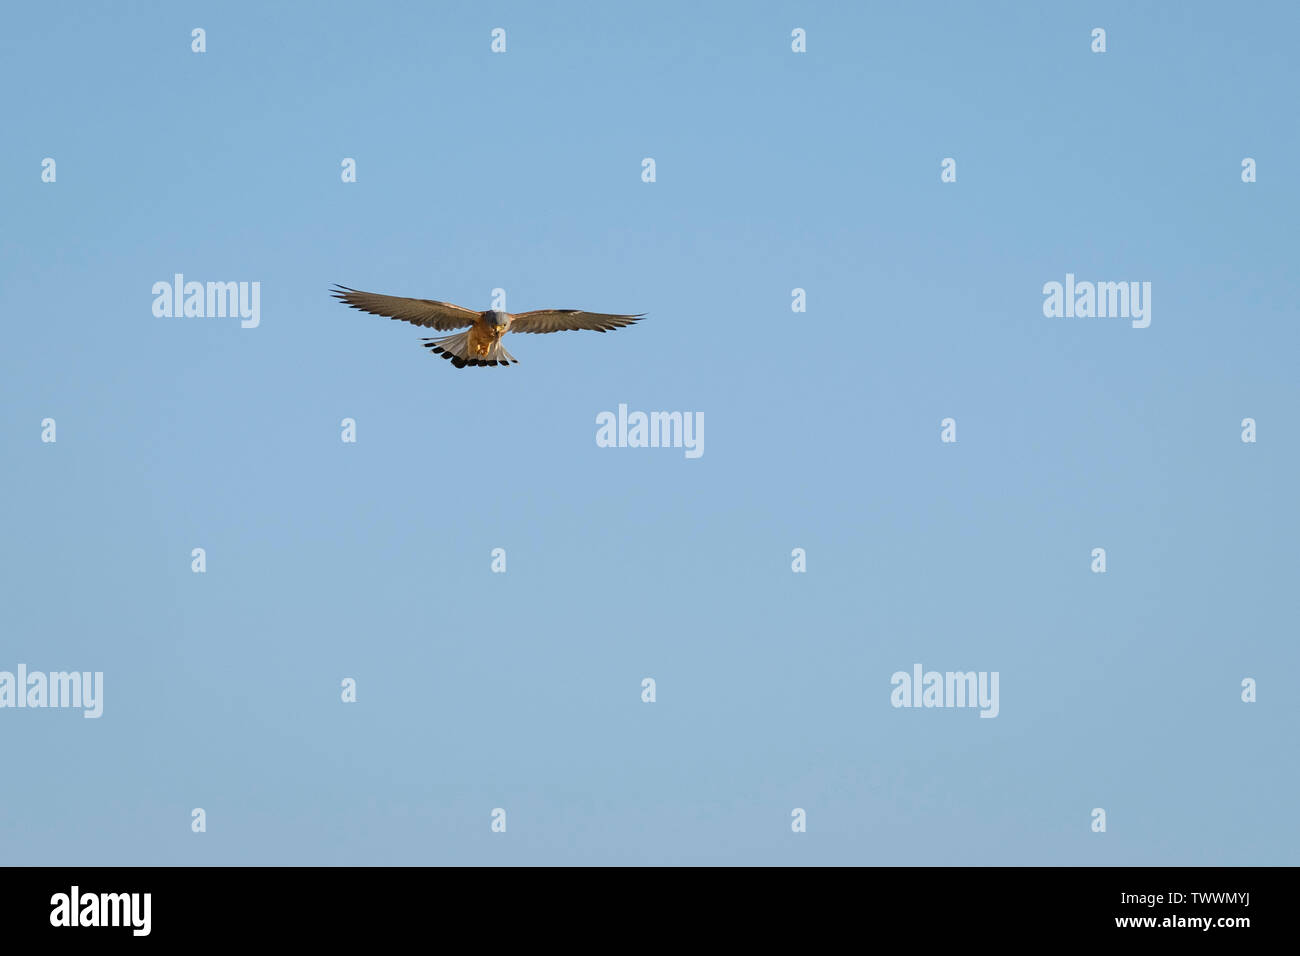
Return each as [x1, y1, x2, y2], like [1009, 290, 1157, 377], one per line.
[485, 310, 509, 328]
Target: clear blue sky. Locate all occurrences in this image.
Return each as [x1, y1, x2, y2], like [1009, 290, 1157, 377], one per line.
[2, 0, 1296, 865]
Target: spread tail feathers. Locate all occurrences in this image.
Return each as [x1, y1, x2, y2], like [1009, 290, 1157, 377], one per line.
[420, 332, 518, 368]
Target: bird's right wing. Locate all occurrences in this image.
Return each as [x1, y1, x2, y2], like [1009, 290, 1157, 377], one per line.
[330, 285, 480, 330]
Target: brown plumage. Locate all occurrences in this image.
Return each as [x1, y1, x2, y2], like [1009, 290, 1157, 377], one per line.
[330, 285, 645, 368]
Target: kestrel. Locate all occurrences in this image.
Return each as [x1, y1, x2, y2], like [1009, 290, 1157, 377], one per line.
[330, 285, 646, 368]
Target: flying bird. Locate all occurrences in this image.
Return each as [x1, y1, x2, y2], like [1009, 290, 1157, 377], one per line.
[330, 285, 646, 368]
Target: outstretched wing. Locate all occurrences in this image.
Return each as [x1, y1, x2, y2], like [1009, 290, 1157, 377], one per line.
[509, 310, 646, 334]
[330, 285, 480, 331]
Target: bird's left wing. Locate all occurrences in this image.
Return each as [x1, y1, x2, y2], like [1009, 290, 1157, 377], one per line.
[330, 285, 480, 330]
[508, 310, 646, 334]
